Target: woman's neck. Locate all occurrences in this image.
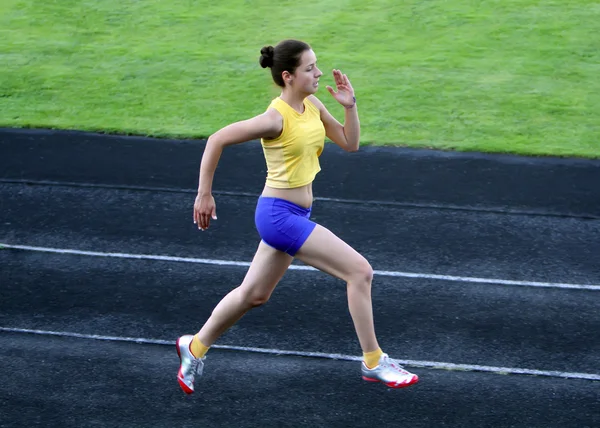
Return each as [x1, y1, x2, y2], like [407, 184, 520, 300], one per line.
[279, 90, 306, 114]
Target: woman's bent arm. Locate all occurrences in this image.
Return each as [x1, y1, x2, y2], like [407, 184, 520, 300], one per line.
[193, 110, 282, 230]
[198, 110, 282, 194]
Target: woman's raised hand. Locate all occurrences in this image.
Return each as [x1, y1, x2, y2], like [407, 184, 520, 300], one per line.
[326, 69, 355, 108]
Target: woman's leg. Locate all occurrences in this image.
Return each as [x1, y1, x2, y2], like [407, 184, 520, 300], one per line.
[176, 241, 293, 394]
[195, 240, 294, 347]
[294, 223, 419, 389]
[293, 224, 379, 354]
[177, 240, 293, 394]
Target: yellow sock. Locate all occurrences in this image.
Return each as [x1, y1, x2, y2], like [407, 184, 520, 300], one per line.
[190, 335, 210, 358]
[363, 348, 384, 369]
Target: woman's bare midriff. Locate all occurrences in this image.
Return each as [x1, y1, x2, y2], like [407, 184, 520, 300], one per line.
[261, 183, 314, 209]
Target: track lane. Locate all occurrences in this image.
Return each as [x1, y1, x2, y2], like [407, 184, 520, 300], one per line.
[2, 250, 599, 373]
[1, 183, 599, 285]
[1, 333, 598, 428]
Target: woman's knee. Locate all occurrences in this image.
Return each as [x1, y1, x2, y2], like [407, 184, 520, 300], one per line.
[248, 292, 271, 308]
[348, 257, 374, 287]
[238, 284, 273, 308]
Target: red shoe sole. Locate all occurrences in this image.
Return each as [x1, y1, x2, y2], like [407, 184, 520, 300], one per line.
[362, 375, 419, 389]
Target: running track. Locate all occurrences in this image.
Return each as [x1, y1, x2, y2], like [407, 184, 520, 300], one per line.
[1, 129, 599, 428]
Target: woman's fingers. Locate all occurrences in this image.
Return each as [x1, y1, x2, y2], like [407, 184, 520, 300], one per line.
[200, 213, 210, 230]
[335, 69, 344, 87]
[194, 196, 217, 231]
[332, 69, 352, 94]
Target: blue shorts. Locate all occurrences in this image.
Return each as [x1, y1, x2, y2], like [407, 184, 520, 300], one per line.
[254, 196, 317, 256]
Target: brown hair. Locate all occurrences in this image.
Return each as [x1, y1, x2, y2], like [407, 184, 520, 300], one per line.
[259, 39, 311, 87]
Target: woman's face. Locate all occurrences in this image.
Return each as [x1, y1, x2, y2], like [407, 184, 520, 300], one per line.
[291, 49, 323, 95]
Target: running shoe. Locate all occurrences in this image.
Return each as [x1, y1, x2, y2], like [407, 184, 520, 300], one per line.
[176, 335, 205, 394]
[361, 353, 419, 388]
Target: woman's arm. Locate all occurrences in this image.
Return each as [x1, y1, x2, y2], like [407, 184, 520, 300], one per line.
[310, 69, 360, 152]
[194, 109, 282, 230]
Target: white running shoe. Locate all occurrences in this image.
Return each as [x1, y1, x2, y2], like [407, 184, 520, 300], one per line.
[361, 353, 419, 388]
[176, 335, 205, 394]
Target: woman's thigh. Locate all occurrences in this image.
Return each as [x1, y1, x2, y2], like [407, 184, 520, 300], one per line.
[293, 224, 372, 283]
[239, 240, 294, 297]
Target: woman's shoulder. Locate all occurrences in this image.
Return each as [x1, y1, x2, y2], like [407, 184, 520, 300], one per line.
[306, 95, 325, 110]
[306, 95, 331, 118]
[260, 101, 285, 141]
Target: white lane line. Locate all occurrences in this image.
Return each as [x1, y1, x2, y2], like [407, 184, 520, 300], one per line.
[1, 327, 598, 382]
[2, 243, 600, 291]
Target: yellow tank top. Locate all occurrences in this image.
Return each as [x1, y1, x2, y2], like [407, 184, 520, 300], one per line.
[260, 97, 326, 189]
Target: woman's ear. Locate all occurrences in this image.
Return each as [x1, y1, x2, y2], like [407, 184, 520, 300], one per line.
[282, 70, 293, 85]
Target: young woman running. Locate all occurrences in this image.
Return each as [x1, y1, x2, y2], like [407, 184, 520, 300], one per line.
[176, 39, 419, 394]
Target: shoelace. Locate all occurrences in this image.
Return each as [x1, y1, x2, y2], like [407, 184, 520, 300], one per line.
[188, 356, 201, 377]
[382, 356, 410, 375]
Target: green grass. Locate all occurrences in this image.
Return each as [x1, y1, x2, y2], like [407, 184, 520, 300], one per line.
[1, 0, 599, 158]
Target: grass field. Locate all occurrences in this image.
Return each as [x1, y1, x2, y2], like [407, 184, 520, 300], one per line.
[1, 0, 599, 158]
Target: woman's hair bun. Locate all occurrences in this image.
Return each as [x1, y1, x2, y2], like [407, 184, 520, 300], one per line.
[259, 46, 275, 68]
